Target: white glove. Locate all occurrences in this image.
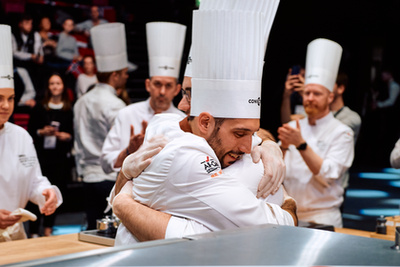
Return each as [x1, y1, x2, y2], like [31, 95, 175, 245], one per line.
[251, 140, 286, 198]
[121, 135, 168, 180]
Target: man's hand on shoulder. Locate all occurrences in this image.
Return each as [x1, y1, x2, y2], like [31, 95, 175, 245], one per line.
[116, 135, 168, 195]
[281, 186, 298, 226]
[251, 140, 286, 198]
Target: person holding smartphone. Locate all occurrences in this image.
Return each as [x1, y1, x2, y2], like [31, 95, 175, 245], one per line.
[280, 64, 306, 124]
[27, 73, 73, 237]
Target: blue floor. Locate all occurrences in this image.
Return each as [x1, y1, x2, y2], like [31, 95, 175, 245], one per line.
[52, 224, 84, 236]
[342, 167, 400, 231]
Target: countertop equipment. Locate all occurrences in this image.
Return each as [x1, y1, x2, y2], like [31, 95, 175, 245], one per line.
[78, 215, 119, 246]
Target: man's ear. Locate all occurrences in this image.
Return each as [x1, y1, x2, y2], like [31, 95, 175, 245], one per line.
[144, 78, 151, 93]
[328, 91, 335, 104]
[337, 84, 345, 95]
[108, 71, 118, 86]
[173, 83, 182, 97]
[197, 112, 214, 137]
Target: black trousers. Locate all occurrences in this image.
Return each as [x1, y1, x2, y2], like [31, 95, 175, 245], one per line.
[83, 180, 115, 230]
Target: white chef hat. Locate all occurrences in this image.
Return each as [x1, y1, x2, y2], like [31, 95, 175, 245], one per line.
[190, 10, 266, 119]
[90, 23, 128, 73]
[184, 0, 280, 78]
[146, 22, 186, 78]
[0, 24, 13, 89]
[305, 38, 343, 92]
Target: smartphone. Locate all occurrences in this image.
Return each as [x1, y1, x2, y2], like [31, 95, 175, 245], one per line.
[291, 65, 301, 75]
[51, 121, 60, 131]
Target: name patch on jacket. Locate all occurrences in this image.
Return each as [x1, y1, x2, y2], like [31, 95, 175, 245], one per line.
[18, 154, 37, 167]
[200, 156, 220, 174]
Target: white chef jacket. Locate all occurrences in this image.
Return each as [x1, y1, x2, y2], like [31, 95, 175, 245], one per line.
[73, 83, 126, 182]
[333, 106, 361, 189]
[283, 112, 354, 227]
[0, 122, 63, 241]
[390, 138, 400, 168]
[114, 114, 292, 245]
[75, 73, 98, 99]
[143, 113, 284, 205]
[101, 98, 185, 174]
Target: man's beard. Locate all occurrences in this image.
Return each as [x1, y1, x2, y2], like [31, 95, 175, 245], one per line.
[207, 127, 243, 169]
[304, 102, 327, 117]
[304, 105, 319, 117]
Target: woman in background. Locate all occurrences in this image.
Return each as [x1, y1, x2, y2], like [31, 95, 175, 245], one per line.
[38, 16, 58, 64]
[75, 55, 97, 99]
[27, 73, 73, 237]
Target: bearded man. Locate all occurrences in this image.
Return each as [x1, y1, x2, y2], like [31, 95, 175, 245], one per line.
[278, 38, 354, 228]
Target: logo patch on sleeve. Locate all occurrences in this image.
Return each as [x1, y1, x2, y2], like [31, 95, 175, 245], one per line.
[200, 156, 220, 174]
[18, 154, 37, 167]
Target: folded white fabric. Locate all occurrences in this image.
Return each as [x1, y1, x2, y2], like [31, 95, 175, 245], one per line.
[0, 209, 36, 242]
[10, 208, 37, 223]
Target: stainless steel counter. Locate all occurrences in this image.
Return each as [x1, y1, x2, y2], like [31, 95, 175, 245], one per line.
[8, 224, 400, 266]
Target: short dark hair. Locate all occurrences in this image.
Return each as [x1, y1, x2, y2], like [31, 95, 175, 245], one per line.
[18, 13, 33, 23]
[81, 55, 96, 67]
[187, 115, 227, 127]
[336, 71, 348, 88]
[96, 69, 124, 83]
[62, 17, 74, 25]
[96, 71, 113, 83]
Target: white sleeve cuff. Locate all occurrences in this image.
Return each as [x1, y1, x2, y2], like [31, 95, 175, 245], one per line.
[165, 216, 211, 239]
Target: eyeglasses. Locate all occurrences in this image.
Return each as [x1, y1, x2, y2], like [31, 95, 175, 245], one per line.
[181, 88, 191, 102]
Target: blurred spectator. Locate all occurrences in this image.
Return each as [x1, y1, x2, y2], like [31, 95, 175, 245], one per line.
[75, 5, 108, 40]
[331, 72, 362, 143]
[390, 138, 400, 169]
[38, 16, 58, 65]
[330, 71, 362, 212]
[75, 55, 97, 98]
[9, 66, 36, 128]
[11, 14, 43, 66]
[15, 67, 36, 111]
[280, 65, 306, 124]
[375, 68, 400, 109]
[372, 67, 400, 166]
[11, 13, 44, 99]
[55, 18, 82, 72]
[27, 73, 74, 237]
